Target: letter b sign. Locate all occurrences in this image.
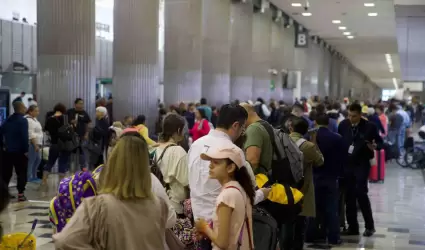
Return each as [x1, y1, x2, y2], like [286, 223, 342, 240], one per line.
[295, 30, 309, 48]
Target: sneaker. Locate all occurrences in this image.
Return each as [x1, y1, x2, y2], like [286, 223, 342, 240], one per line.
[341, 228, 359, 236]
[363, 228, 376, 237]
[17, 194, 27, 202]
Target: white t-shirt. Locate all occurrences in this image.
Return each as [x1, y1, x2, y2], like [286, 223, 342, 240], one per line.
[155, 145, 189, 214]
[26, 116, 43, 145]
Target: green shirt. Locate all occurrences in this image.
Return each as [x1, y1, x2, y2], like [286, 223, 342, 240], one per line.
[244, 122, 273, 174]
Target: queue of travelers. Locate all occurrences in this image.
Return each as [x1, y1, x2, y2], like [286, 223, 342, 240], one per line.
[0, 94, 422, 250]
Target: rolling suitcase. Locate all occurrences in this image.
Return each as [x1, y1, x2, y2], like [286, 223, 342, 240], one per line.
[369, 149, 385, 183]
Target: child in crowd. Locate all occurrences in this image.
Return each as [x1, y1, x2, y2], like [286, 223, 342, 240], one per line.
[195, 145, 254, 250]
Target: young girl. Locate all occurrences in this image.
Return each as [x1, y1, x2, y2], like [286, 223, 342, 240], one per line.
[195, 145, 254, 250]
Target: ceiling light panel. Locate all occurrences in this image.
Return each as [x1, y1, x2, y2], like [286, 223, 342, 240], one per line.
[339, 26, 347, 30]
[364, 3, 375, 7]
[347, 36, 354, 39]
[368, 13, 378, 16]
[343, 32, 351, 35]
[291, 3, 302, 7]
[332, 20, 341, 24]
[392, 78, 398, 89]
[302, 12, 312, 16]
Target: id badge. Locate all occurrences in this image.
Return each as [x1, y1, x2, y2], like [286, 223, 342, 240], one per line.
[348, 145, 354, 154]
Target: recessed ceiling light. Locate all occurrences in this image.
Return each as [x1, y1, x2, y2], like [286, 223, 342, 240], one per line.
[347, 36, 354, 39]
[343, 32, 351, 35]
[332, 20, 341, 24]
[291, 3, 302, 7]
[368, 13, 378, 16]
[364, 3, 375, 7]
[302, 12, 312, 16]
[339, 26, 347, 30]
[389, 68, 394, 73]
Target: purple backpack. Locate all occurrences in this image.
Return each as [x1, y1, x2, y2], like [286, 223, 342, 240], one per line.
[49, 169, 101, 232]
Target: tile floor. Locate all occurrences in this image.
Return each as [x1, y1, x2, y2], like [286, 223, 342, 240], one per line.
[1, 163, 425, 250]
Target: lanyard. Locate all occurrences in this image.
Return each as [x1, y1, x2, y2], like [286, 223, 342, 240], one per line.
[351, 126, 359, 141]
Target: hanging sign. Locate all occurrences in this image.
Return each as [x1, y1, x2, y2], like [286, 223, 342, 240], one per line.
[295, 24, 309, 48]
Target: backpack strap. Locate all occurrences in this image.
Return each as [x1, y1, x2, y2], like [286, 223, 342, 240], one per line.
[257, 120, 283, 160]
[296, 138, 307, 148]
[225, 186, 254, 250]
[153, 143, 177, 165]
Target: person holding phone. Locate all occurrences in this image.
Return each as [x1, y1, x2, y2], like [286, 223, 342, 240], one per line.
[337, 103, 382, 237]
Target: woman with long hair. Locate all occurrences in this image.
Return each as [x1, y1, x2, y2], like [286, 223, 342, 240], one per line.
[54, 134, 175, 250]
[195, 145, 254, 250]
[155, 113, 189, 215]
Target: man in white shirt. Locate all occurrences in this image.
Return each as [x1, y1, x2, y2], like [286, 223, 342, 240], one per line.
[188, 104, 249, 223]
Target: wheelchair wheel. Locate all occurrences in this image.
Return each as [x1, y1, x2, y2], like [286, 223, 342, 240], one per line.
[405, 149, 425, 169]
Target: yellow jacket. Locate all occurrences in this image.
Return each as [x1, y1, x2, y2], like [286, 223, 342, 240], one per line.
[134, 124, 156, 146]
[256, 174, 303, 205]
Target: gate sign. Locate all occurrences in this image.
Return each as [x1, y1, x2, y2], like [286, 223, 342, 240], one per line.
[295, 25, 309, 48]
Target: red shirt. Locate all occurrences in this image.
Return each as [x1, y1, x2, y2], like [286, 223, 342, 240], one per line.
[190, 119, 210, 142]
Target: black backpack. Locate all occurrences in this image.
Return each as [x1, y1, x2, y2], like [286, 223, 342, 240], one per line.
[252, 206, 278, 250]
[150, 144, 177, 190]
[57, 115, 79, 152]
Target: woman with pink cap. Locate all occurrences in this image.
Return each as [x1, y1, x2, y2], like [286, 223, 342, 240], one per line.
[195, 145, 254, 250]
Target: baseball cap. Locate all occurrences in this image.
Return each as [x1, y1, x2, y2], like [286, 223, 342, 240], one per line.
[200, 146, 244, 169]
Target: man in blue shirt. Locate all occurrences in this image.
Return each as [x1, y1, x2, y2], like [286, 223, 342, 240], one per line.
[0, 101, 29, 201]
[198, 97, 212, 122]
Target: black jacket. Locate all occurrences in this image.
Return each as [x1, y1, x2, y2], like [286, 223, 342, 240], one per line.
[338, 118, 382, 166]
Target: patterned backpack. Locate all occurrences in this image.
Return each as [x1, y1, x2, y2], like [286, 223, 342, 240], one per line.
[49, 166, 103, 233]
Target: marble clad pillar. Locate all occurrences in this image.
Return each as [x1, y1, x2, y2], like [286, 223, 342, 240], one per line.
[37, 0, 96, 120]
[113, 0, 160, 126]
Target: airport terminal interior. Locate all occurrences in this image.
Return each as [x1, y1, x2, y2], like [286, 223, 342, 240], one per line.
[1, 0, 425, 249]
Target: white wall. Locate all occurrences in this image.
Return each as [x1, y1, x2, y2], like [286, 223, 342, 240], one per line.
[0, 0, 114, 35]
[0, 0, 37, 24]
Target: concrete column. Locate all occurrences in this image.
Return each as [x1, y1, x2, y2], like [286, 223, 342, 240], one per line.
[318, 47, 330, 97]
[37, 0, 96, 119]
[201, 0, 231, 106]
[270, 21, 285, 101]
[339, 62, 349, 97]
[163, 0, 202, 105]
[230, 1, 253, 102]
[252, 11, 272, 102]
[113, 0, 159, 125]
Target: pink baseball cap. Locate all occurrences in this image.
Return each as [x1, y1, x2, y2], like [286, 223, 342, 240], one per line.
[200, 146, 244, 169]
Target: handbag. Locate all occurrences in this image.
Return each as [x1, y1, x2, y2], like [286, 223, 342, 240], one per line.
[166, 228, 186, 250]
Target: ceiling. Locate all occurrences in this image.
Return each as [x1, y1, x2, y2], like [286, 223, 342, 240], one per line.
[271, 0, 400, 89]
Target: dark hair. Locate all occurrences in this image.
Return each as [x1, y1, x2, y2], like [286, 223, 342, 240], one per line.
[27, 97, 33, 102]
[257, 98, 265, 104]
[375, 104, 384, 113]
[132, 115, 146, 126]
[53, 103, 67, 113]
[348, 103, 362, 114]
[20, 91, 26, 96]
[159, 108, 167, 116]
[196, 108, 208, 120]
[226, 159, 255, 205]
[124, 115, 133, 121]
[188, 103, 195, 107]
[331, 102, 341, 110]
[200, 98, 207, 105]
[27, 105, 38, 114]
[234, 133, 247, 149]
[160, 113, 185, 142]
[292, 103, 304, 112]
[216, 104, 248, 130]
[316, 114, 330, 126]
[316, 104, 326, 115]
[278, 100, 285, 105]
[74, 98, 83, 104]
[291, 116, 309, 135]
[309, 110, 317, 121]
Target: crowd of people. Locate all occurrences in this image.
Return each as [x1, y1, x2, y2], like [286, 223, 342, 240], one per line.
[0, 94, 421, 250]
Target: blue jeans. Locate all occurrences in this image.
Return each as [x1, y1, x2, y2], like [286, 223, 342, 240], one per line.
[44, 144, 71, 174]
[398, 127, 406, 153]
[27, 144, 42, 180]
